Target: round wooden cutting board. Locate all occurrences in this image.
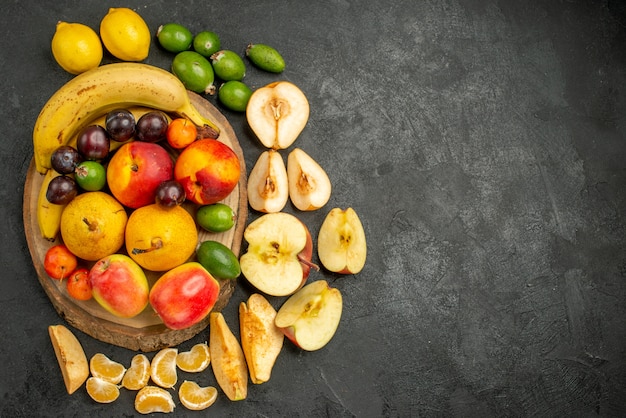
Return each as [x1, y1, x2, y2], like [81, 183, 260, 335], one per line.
[23, 92, 247, 352]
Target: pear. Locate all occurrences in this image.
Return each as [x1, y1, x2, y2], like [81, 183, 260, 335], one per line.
[287, 148, 332, 211]
[247, 149, 289, 213]
[209, 312, 248, 401]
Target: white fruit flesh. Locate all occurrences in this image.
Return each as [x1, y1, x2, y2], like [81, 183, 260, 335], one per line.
[287, 148, 332, 211]
[247, 150, 289, 213]
[318, 207, 367, 274]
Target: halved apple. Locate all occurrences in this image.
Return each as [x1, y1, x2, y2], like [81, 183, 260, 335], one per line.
[239, 293, 284, 384]
[246, 81, 309, 149]
[209, 312, 248, 401]
[247, 149, 289, 213]
[287, 148, 332, 211]
[318, 207, 367, 274]
[274, 280, 343, 351]
[239, 212, 316, 296]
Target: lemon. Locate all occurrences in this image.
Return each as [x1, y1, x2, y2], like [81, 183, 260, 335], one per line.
[100, 7, 151, 61]
[51, 21, 103, 74]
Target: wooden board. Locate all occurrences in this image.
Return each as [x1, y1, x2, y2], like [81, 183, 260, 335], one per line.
[23, 92, 247, 352]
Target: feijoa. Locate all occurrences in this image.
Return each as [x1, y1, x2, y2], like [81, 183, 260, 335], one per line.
[246, 43, 285, 73]
[210, 50, 246, 81]
[196, 203, 236, 232]
[196, 240, 241, 280]
[193, 31, 221, 58]
[172, 51, 215, 94]
[74, 160, 106, 191]
[157, 23, 193, 53]
[218, 81, 252, 112]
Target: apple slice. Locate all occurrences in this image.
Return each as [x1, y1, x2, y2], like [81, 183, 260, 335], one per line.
[247, 149, 289, 213]
[209, 312, 248, 401]
[318, 207, 367, 274]
[239, 212, 316, 296]
[48, 325, 89, 395]
[239, 294, 284, 384]
[275, 280, 343, 351]
[287, 148, 332, 211]
[246, 81, 309, 149]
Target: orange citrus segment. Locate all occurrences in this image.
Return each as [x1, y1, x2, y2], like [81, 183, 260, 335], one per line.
[86, 376, 120, 403]
[150, 348, 178, 388]
[122, 354, 151, 390]
[178, 380, 218, 411]
[176, 343, 211, 373]
[90, 353, 126, 384]
[135, 385, 175, 414]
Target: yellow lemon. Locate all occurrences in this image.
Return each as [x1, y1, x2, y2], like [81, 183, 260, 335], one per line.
[125, 204, 198, 271]
[100, 7, 150, 61]
[60, 191, 128, 261]
[51, 21, 103, 74]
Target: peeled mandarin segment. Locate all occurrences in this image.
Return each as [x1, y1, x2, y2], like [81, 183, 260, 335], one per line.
[86, 377, 120, 404]
[89, 353, 127, 384]
[150, 348, 178, 388]
[135, 385, 175, 414]
[176, 343, 211, 373]
[179, 380, 218, 411]
[122, 354, 151, 390]
[48, 325, 90, 395]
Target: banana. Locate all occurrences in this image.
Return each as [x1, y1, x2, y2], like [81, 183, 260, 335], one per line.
[37, 169, 67, 241]
[33, 62, 220, 174]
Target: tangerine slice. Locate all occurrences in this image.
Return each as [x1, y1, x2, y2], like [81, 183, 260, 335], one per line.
[176, 343, 210, 373]
[135, 385, 175, 414]
[150, 348, 178, 388]
[90, 353, 126, 384]
[86, 376, 120, 403]
[122, 353, 151, 390]
[178, 380, 218, 411]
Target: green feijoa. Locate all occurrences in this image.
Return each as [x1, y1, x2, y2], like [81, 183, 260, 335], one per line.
[210, 50, 246, 81]
[196, 203, 236, 232]
[246, 43, 285, 73]
[157, 23, 193, 53]
[196, 240, 241, 280]
[193, 31, 221, 58]
[74, 160, 106, 191]
[171, 51, 215, 94]
[218, 81, 253, 112]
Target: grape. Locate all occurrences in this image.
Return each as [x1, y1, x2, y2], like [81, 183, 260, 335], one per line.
[50, 145, 83, 174]
[46, 175, 78, 205]
[105, 108, 136, 142]
[136, 111, 169, 143]
[76, 125, 110, 160]
[155, 180, 186, 207]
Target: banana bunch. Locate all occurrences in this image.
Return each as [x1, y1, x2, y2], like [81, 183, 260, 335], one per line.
[33, 62, 220, 174]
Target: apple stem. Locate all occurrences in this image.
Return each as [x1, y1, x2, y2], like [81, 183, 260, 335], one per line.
[298, 254, 319, 271]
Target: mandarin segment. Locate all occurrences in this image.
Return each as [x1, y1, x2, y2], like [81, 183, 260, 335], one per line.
[90, 353, 126, 384]
[86, 376, 120, 403]
[179, 380, 218, 411]
[150, 348, 178, 388]
[122, 354, 151, 390]
[176, 343, 211, 373]
[135, 385, 175, 414]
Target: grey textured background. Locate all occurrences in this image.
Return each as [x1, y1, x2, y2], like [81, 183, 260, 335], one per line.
[1, 0, 625, 416]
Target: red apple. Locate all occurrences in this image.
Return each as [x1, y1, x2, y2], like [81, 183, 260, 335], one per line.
[239, 212, 316, 297]
[174, 139, 240, 205]
[89, 254, 149, 318]
[275, 280, 343, 351]
[106, 141, 174, 209]
[44, 244, 77, 280]
[149, 262, 221, 330]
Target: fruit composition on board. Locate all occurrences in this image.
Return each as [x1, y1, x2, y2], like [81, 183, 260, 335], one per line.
[29, 6, 369, 413]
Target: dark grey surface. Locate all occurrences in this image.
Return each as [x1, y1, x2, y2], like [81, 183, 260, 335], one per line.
[1, 1, 626, 416]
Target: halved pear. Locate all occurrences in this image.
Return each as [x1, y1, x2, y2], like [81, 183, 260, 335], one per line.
[317, 207, 367, 274]
[48, 325, 89, 394]
[209, 312, 248, 401]
[239, 294, 284, 384]
[247, 149, 289, 213]
[287, 148, 332, 211]
[246, 81, 309, 149]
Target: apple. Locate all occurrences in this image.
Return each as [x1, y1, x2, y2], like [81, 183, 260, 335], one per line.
[106, 141, 174, 209]
[318, 207, 367, 274]
[274, 280, 343, 351]
[149, 262, 220, 330]
[246, 81, 309, 149]
[174, 138, 241, 205]
[287, 148, 332, 211]
[239, 212, 316, 297]
[210, 312, 248, 401]
[247, 149, 288, 213]
[239, 294, 284, 384]
[89, 254, 149, 318]
[43, 244, 78, 280]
